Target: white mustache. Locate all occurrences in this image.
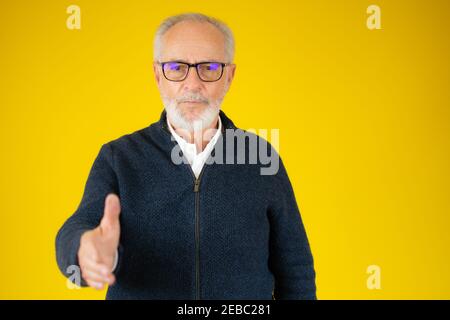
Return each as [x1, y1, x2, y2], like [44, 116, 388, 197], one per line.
[176, 93, 209, 104]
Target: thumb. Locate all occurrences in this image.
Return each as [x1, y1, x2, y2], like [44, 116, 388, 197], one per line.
[100, 193, 121, 236]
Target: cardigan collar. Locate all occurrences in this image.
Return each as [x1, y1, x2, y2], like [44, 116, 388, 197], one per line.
[148, 108, 239, 161]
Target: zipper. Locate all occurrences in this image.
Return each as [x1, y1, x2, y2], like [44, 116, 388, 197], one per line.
[185, 154, 207, 300]
[191, 167, 205, 300]
[194, 175, 201, 300]
[160, 121, 206, 300]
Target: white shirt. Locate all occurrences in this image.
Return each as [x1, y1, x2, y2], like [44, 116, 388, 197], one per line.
[166, 116, 222, 178]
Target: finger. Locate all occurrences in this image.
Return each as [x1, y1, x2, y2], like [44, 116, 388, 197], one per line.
[82, 260, 116, 285]
[100, 193, 121, 235]
[86, 279, 105, 290]
[82, 258, 112, 277]
[81, 267, 114, 284]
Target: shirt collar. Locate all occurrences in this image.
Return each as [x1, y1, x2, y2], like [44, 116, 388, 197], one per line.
[166, 114, 222, 155]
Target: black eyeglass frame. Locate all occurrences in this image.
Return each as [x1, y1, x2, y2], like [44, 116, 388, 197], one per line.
[158, 61, 230, 82]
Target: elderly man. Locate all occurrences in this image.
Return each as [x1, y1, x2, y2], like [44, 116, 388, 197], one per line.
[56, 13, 316, 300]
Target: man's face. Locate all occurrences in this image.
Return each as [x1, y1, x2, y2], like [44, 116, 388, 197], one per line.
[153, 21, 236, 132]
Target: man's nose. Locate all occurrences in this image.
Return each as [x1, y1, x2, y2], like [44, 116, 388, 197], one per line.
[182, 67, 204, 91]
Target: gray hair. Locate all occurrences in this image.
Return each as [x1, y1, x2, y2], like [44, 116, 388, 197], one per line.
[153, 13, 235, 63]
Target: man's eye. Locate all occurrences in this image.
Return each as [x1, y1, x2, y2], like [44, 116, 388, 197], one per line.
[206, 63, 219, 71]
[168, 63, 181, 71]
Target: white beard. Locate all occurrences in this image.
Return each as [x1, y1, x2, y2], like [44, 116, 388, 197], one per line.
[162, 92, 223, 133]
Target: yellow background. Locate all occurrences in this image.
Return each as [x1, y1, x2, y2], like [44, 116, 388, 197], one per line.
[1, 0, 449, 299]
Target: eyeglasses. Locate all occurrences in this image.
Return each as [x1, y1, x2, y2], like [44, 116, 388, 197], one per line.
[158, 61, 230, 82]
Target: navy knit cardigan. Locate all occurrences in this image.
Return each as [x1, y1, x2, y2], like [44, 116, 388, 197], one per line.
[55, 109, 316, 300]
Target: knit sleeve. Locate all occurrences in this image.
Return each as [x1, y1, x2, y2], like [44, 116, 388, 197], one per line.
[268, 156, 317, 300]
[55, 143, 120, 287]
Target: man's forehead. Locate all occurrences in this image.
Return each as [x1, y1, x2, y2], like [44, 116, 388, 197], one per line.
[164, 20, 224, 40]
[159, 21, 226, 62]
[160, 43, 226, 62]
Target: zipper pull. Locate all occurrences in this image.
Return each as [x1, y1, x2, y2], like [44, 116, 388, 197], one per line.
[194, 179, 200, 192]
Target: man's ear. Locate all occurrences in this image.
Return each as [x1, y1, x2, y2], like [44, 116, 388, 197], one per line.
[226, 64, 236, 89]
[153, 62, 161, 86]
